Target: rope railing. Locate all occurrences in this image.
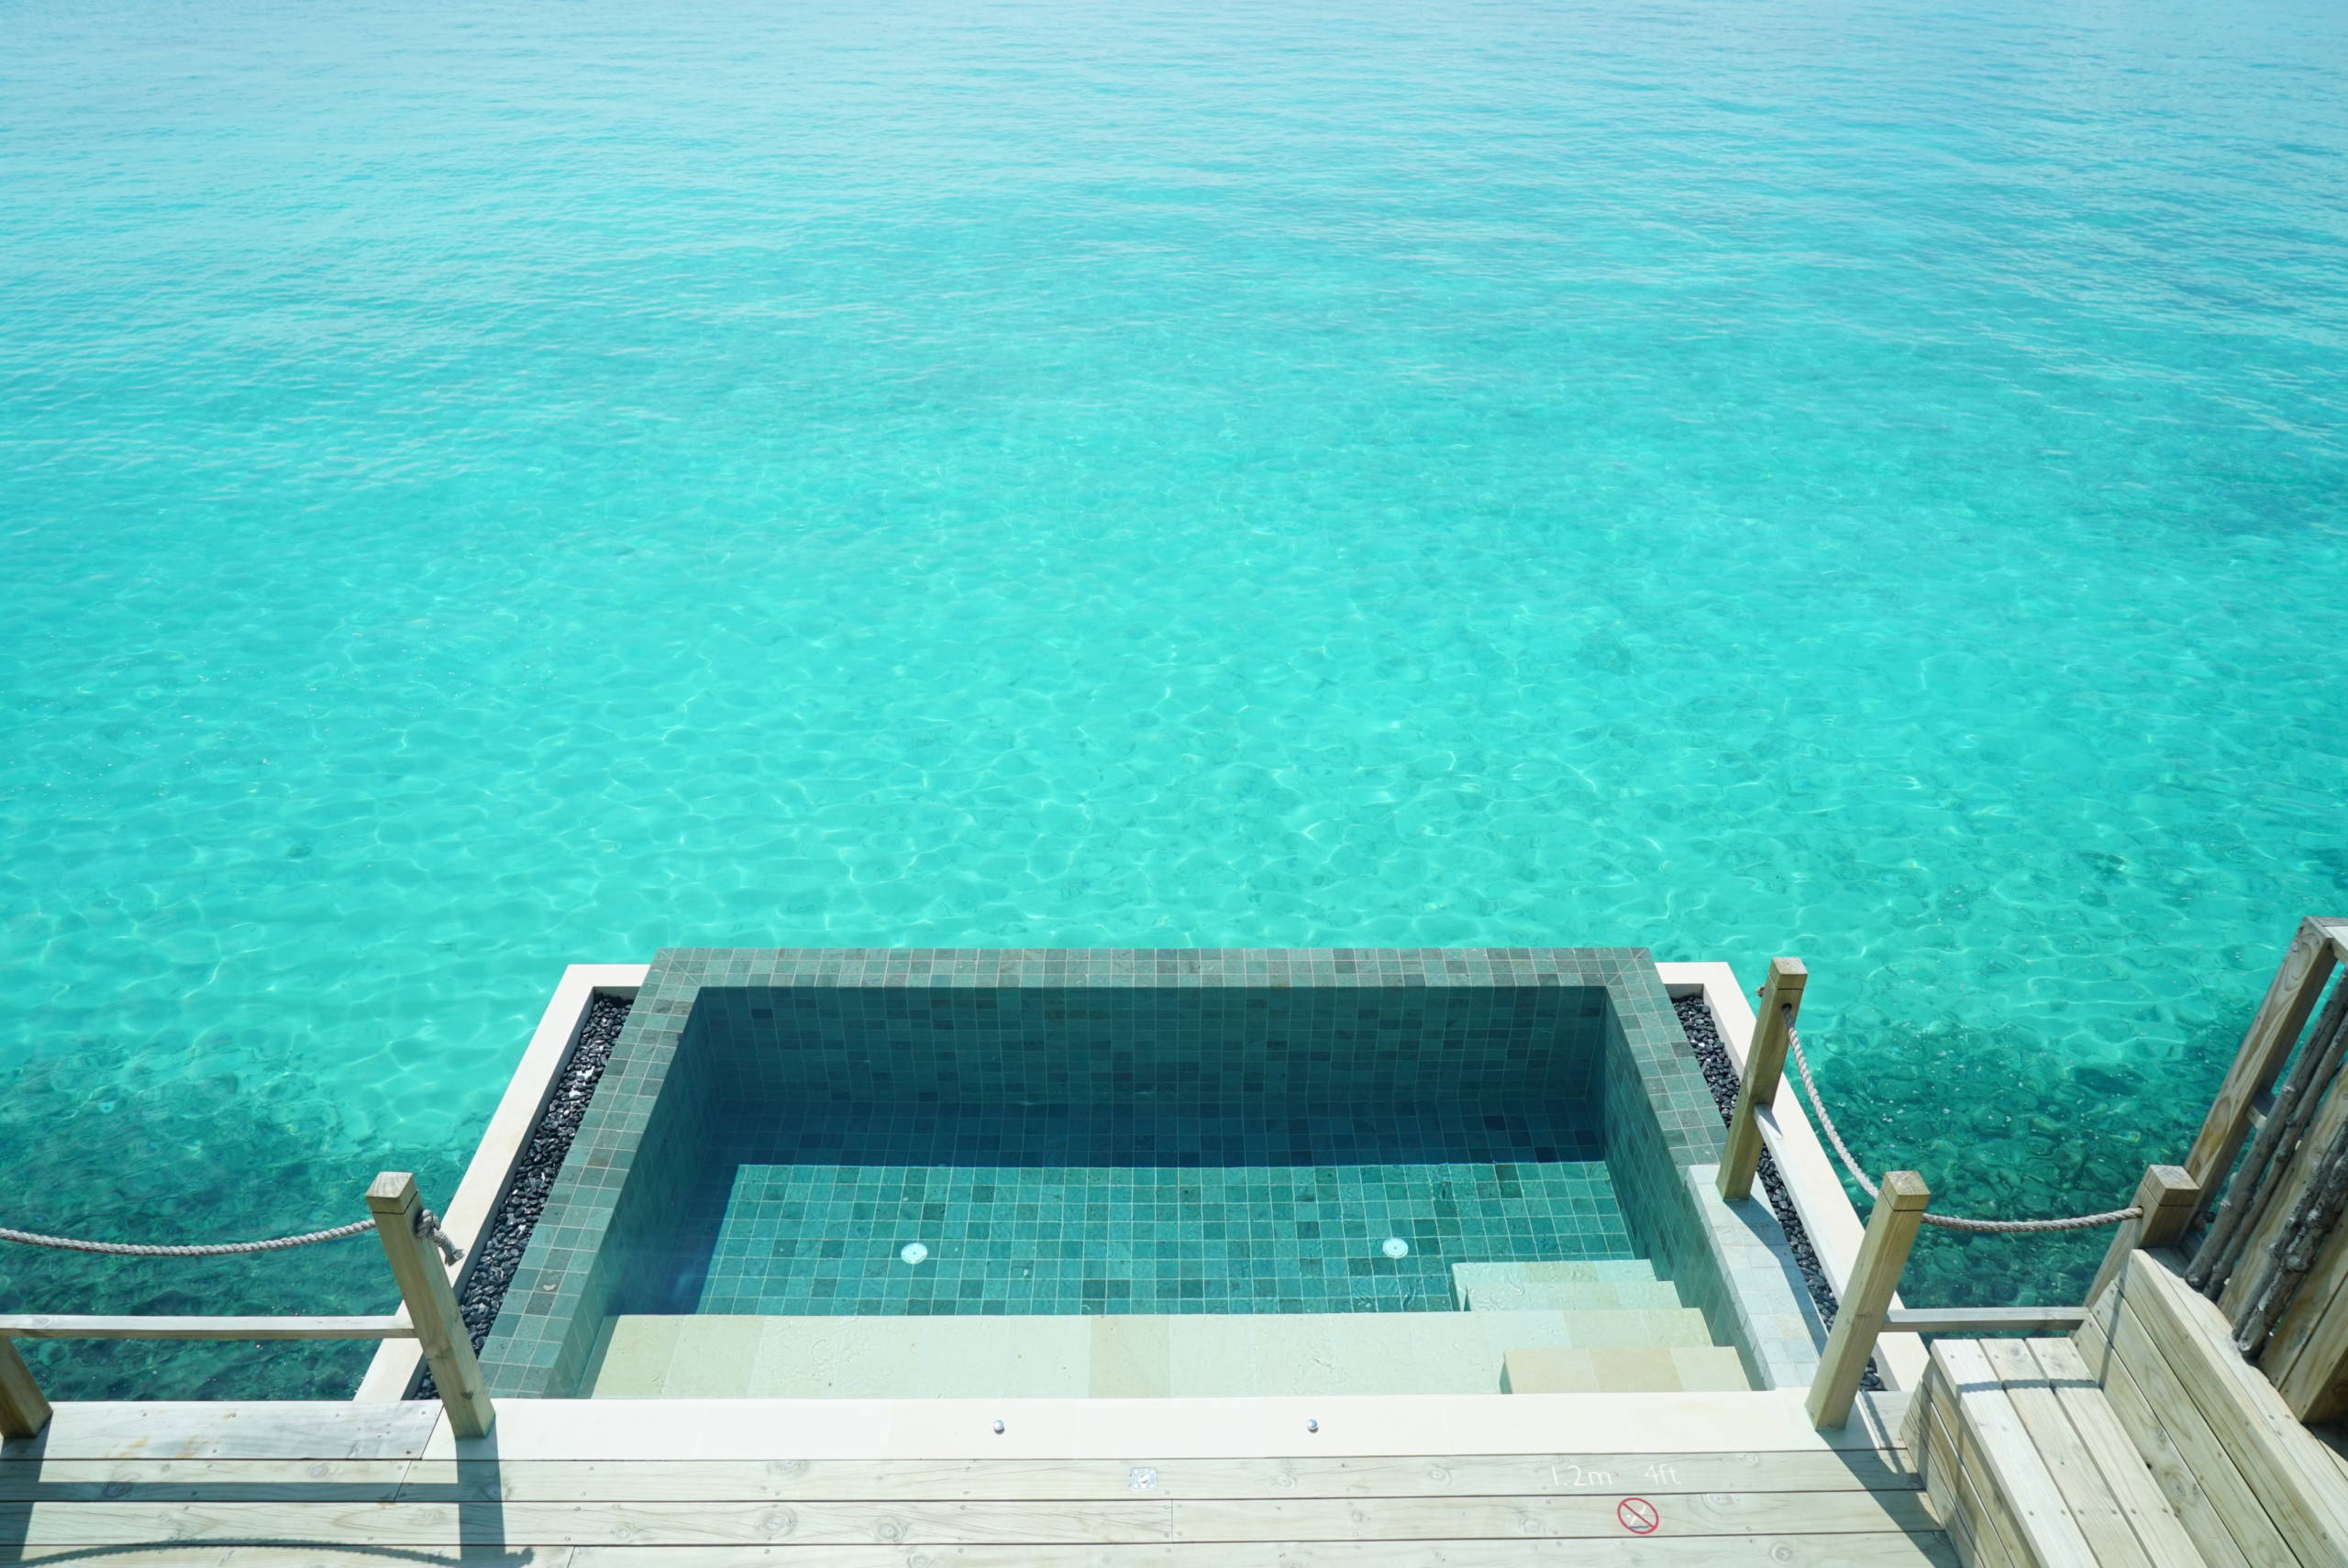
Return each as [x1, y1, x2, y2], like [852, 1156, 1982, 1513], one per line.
[1708, 966, 2194, 1431]
[1781, 1008, 2143, 1235]
[0, 1211, 460, 1264]
[0, 1173, 489, 1445]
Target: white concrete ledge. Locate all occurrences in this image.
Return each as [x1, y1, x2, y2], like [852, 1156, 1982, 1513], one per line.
[1656, 961, 1929, 1393]
[354, 963, 648, 1402]
[419, 1387, 1912, 1460]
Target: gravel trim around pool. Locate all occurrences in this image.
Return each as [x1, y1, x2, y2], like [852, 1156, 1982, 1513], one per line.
[1675, 990, 1879, 1391]
[415, 990, 631, 1397]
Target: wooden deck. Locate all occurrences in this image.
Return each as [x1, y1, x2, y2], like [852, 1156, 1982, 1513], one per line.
[0, 1391, 1957, 1565]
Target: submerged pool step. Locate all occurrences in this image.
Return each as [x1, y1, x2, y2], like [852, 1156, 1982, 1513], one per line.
[1460, 1278, 1689, 1312]
[1447, 1259, 1662, 1308]
[587, 1304, 1749, 1399]
[1501, 1343, 1752, 1395]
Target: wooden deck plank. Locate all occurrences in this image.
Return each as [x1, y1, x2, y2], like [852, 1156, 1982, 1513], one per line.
[0, 1489, 1943, 1547]
[0, 1402, 438, 1463]
[2022, 1339, 2204, 1568]
[565, 1538, 1963, 1566]
[1933, 1341, 2099, 1568]
[1977, 1337, 2154, 1568]
[0, 1537, 1959, 1567]
[1912, 1367, 2021, 1568]
[0, 1458, 413, 1502]
[2078, 1289, 2287, 1568]
[2120, 1250, 2348, 1559]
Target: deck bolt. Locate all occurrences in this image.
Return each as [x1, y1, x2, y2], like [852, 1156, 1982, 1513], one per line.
[992, 1419, 1005, 1434]
[1306, 1419, 1319, 1433]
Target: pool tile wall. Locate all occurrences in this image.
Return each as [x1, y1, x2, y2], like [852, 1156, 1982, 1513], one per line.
[477, 948, 1736, 1398]
[687, 984, 1608, 1106]
[1600, 998, 1742, 1369]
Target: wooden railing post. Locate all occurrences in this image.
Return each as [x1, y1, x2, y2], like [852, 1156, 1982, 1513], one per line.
[367, 1173, 493, 1440]
[2181, 917, 2347, 1224]
[0, 1337, 50, 1439]
[1809, 1170, 1930, 1429]
[2083, 1165, 2198, 1309]
[1718, 957, 1807, 1203]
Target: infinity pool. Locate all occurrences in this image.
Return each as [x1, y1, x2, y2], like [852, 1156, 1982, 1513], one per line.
[479, 948, 1785, 1399]
[4, 0, 2346, 1398]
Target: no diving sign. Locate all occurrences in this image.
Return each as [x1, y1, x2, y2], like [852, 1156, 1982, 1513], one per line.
[1616, 1496, 1661, 1535]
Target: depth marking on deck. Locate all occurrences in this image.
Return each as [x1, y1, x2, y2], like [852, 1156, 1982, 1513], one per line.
[1616, 1496, 1661, 1535]
[1550, 1463, 1616, 1487]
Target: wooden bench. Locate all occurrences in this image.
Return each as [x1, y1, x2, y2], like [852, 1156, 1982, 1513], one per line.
[1904, 1251, 2348, 1567]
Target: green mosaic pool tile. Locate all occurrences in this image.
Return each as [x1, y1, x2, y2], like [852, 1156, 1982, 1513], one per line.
[692, 1161, 1634, 1317]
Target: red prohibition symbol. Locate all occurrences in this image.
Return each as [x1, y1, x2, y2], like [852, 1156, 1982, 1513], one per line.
[1617, 1496, 1661, 1535]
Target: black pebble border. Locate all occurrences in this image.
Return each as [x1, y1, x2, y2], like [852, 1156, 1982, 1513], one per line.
[415, 991, 631, 1399]
[1675, 990, 1881, 1392]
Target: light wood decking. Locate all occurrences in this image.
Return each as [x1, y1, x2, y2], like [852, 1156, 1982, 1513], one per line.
[0, 1391, 1956, 1565]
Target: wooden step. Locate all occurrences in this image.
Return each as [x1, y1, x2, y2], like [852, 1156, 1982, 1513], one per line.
[1905, 1335, 2206, 1568]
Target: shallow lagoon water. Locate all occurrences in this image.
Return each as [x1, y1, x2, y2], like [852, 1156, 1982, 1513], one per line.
[2, 0, 2346, 1397]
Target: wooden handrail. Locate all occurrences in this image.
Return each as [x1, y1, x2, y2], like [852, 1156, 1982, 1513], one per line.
[1719, 956, 1807, 1203]
[2182, 917, 2348, 1228]
[1882, 1306, 2088, 1334]
[0, 1172, 493, 1442]
[1802, 1159, 2199, 1430]
[0, 1315, 414, 1341]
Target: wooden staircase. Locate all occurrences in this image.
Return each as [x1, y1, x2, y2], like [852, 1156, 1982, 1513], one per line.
[1905, 1250, 2348, 1566]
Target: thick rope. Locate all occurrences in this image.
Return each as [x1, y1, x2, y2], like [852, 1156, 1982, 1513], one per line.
[1781, 1007, 2141, 1234]
[0, 1212, 460, 1264]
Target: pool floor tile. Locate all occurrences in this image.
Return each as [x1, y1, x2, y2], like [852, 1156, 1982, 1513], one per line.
[687, 1159, 1636, 1317]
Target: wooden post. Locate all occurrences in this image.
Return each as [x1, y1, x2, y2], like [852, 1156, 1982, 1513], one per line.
[1718, 957, 1808, 1203]
[1809, 1170, 1930, 1430]
[2083, 1165, 2198, 1309]
[2182, 918, 2347, 1225]
[0, 1337, 50, 1440]
[367, 1173, 493, 1440]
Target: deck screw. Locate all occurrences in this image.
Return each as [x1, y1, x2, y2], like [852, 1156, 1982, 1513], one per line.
[992, 1419, 1005, 1434]
[1306, 1419, 1319, 1433]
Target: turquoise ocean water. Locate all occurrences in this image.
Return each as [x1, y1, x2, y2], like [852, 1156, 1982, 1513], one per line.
[4, 0, 2345, 1397]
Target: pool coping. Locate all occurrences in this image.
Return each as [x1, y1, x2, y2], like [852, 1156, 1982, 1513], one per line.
[354, 962, 649, 1403]
[1656, 962, 1926, 1392]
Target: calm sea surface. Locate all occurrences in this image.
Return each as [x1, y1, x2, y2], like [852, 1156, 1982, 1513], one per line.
[4, 0, 2345, 1396]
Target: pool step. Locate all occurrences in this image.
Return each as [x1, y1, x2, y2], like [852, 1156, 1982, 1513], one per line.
[586, 1306, 1741, 1399]
[1446, 1260, 1749, 1393]
[1447, 1259, 1661, 1306]
[1460, 1278, 1689, 1312]
[1502, 1343, 1752, 1394]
